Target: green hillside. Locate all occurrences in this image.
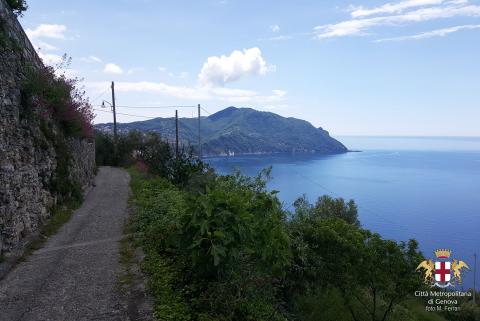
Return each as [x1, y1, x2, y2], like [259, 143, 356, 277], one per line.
[95, 107, 348, 156]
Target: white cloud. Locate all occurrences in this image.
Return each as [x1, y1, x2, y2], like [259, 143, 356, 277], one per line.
[315, 3, 480, 38]
[266, 35, 292, 41]
[350, 0, 445, 18]
[38, 52, 63, 65]
[81, 55, 102, 63]
[34, 40, 57, 51]
[26, 24, 66, 40]
[270, 24, 280, 32]
[90, 47, 282, 107]
[87, 81, 286, 104]
[126, 67, 144, 75]
[375, 23, 480, 41]
[272, 89, 287, 98]
[198, 47, 273, 86]
[103, 63, 124, 74]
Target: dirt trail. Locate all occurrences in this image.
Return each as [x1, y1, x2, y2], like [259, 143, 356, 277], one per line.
[0, 167, 131, 321]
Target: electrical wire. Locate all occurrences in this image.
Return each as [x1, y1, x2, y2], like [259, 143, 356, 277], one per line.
[200, 106, 213, 115]
[93, 108, 158, 119]
[92, 104, 196, 109]
[90, 90, 109, 104]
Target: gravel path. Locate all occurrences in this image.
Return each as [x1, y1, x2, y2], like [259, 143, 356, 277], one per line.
[0, 167, 130, 321]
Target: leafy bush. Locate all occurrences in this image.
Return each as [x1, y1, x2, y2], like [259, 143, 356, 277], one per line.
[293, 194, 360, 226]
[287, 202, 424, 321]
[95, 130, 116, 166]
[184, 169, 290, 278]
[95, 130, 144, 167]
[21, 57, 94, 139]
[129, 167, 291, 321]
[95, 130, 210, 187]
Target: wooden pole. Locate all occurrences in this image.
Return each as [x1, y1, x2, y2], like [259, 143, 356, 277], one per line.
[198, 104, 201, 158]
[175, 109, 179, 157]
[111, 81, 117, 163]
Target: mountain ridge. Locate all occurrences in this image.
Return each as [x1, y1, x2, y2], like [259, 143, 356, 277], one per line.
[95, 107, 348, 156]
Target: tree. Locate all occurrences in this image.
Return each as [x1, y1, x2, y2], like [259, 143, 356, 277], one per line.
[6, 0, 28, 16]
[293, 194, 360, 226]
[341, 236, 423, 321]
[287, 203, 424, 321]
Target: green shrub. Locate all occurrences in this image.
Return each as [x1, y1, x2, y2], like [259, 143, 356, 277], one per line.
[129, 167, 291, 321]
[6, 0, 27, 16]
[287, 204, 425, 321]
[21, 59, 94, 139]
[184, 169, 290, 278]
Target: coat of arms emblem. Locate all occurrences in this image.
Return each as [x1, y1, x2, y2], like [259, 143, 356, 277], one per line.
[416, 249, 469, 288]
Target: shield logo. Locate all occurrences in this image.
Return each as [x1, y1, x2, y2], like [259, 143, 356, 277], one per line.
[416, 249, 469, 288]
[434, 260, 451, 287]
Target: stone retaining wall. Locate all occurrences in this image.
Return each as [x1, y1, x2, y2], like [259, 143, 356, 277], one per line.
[0, 0, 95, 255]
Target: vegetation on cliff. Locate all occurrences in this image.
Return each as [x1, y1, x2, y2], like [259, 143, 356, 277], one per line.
[21, 57, 94, 139]
[19, 57, 94, 204]
[5, 0, 27, 16]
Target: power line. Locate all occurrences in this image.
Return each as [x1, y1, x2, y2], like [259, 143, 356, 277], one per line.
[93, 108, 157, 119]
[90, 89, 109, 104]
[93, 107, 205, 120]
[93, 104, 196, 109]
[200, 106, 213, 115]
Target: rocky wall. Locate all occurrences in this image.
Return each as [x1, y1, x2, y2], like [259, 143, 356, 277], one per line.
[0, 0, 95, 255]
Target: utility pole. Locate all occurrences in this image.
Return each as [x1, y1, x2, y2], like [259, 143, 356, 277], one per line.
[175, 109, 179, 158]
[474, 253, 477, 305]
[198, 104, 201, 158]
[111, 81, 118, 162]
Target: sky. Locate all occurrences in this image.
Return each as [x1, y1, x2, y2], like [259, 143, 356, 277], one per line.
[18, 0, 480, 136]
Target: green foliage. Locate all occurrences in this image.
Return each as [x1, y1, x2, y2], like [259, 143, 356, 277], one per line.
[18, 60, 90, 204]
[143, 249, 192, 321]
[291, 288, 353, 321]
[442, 299, 480, 321]
[184, 169, 290, 278]
[95, 130, 144, 167]
[137, 132, 172, 176]
[21, 59, 94, 138]
[402, 300, 448, 321]
[94, 130, 116, 166]
[129, 169, 192, 320]
[6, 0, 27, 16]
[287, 201, 425, 321]
[129, 166, 291, 321]
[95, 130, 210, 188]
[124, 133, 434, 321]
[293, 194, 360, 226]
[48, 131, 83, 203]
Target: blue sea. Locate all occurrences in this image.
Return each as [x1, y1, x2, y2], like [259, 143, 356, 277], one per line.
[206, 136, 480, 289]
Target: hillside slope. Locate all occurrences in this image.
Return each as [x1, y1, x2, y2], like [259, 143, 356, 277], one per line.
[95, 107, 348, 156]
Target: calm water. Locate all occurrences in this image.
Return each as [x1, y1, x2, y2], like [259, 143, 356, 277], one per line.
[206, 136, 480, 289]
